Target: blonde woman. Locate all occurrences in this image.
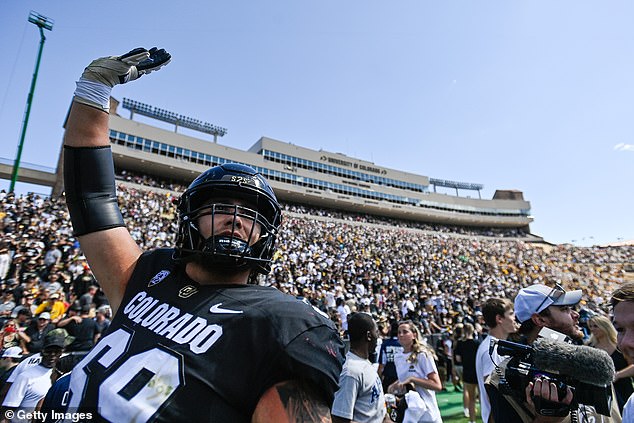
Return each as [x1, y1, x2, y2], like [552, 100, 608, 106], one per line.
[388, 320, 442, 423]
[587, 315, 634, 412]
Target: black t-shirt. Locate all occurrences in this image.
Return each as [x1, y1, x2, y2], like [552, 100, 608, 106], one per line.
[379, 336, 402, 389]
[611, 349, 634, 411]
[95, 318, 110, 336]
[11, 285, 24, 305]
[72, 274, 95, 298]
[0, 365, 17, 390]
[64, 317, 98, 351]
[454, 338, 481, 384]
[64, 249, 345, 422]
[24, 322, 55, 353]
[78, 293, 93, 308]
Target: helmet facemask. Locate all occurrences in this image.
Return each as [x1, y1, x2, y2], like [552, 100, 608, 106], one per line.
[176, 194, 280, 275]
[174, 163, 282, 278]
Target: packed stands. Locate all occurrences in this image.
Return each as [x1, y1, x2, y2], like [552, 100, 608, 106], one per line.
[1, 184, 632, 338]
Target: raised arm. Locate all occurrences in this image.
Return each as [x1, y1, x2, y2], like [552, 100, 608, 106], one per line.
[63, 48, 171, 315]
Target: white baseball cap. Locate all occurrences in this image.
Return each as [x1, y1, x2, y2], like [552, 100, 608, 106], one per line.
[515, 284, 582, 323]
[2, 346, 22, 359]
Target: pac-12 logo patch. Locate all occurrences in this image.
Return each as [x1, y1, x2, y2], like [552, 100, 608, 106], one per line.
[179, 285, 198, 298]
[148, 270, 170, 287]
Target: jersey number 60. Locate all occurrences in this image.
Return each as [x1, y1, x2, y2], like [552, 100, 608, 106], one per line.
[67, 328, 184, 422]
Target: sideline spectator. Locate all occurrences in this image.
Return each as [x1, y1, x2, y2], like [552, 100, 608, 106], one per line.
[388, 320, 442, 423]
[451, 323, 465, 394]
[0, 352, 42, 406]
[78, 285, 97, 309]
[0, 321, 19, 351]
[454, 323, 480, 423]
[93, 306, 111, 343]
[378, 321, 403, 392]
[338, 298, 351, 333]
[0, 348, 22, 390]
[43, 243, 61, 269]
[71, 265, 95, 298]
[20, 312, 54, 354]
[0, 246, 10, 282]
[0, 292, 16, 323]
[13, 309, 31, 333]
[56, 304, 97, 352]
[612, 282, 634, 421]
[487, 284, 621, 422]
[434, 333, 451, 392]
[475, 297, 518, 423]
[38, 364, 74, 423]
[587, 315, 634, 413]
[0, 329, 70, 423]
[33, 292, 66, 324]
[332, 312, 387, 423]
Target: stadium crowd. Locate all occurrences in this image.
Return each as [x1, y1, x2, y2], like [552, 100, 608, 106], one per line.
[1, 185, 633, 337]
[116, 169, 531, 238]
[0, 184, 633, 420]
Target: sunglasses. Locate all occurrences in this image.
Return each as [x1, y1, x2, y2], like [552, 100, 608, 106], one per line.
[534, 283, 565, 314]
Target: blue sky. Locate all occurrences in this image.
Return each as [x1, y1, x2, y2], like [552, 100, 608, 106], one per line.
[1, 1, 633, 246]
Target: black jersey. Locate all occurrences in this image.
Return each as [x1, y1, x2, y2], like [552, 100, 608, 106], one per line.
[65, 249, 345, 422]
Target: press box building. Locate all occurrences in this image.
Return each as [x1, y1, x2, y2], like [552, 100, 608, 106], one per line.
[53, 98, 533, 232]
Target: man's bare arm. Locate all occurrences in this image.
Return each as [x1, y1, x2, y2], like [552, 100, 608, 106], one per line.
[63, 48, 170, 315]
[64, 98, 141, 315]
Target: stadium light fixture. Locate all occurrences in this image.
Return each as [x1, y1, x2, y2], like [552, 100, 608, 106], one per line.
[121, 98, 228, 142]
[9, 11, 54, 192]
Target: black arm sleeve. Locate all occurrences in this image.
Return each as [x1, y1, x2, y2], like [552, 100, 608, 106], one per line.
[64, 146, 125, 236]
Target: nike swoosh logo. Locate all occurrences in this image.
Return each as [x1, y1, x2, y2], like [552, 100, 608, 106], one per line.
[209, 303, 243, 314]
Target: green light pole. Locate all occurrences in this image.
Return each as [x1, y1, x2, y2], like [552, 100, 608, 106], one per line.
[9, 11, 54, 192]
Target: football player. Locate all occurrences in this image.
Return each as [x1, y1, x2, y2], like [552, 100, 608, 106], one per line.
[62, 47, 345, 422]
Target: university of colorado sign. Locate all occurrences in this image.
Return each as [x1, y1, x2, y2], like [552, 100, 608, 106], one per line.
[320, 155, 387, 175]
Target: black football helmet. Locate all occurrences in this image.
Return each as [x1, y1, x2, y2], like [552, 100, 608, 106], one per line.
[174, 163, 282, 275]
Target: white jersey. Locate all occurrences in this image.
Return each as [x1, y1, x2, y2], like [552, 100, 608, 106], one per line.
[3, 365, 53, 423]
[6, 353, 41, 383]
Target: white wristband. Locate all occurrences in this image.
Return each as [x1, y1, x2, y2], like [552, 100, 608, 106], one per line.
[73, 77, 112, 113]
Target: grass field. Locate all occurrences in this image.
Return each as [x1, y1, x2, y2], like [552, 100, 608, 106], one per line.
[437, 386, 483, 423]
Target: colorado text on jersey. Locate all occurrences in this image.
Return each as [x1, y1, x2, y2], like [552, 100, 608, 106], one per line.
[122, 290, 222, 354]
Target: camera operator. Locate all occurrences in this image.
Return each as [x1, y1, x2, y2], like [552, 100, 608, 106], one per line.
[611, 282, 634, 421]
[487, 283, 622, 422]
